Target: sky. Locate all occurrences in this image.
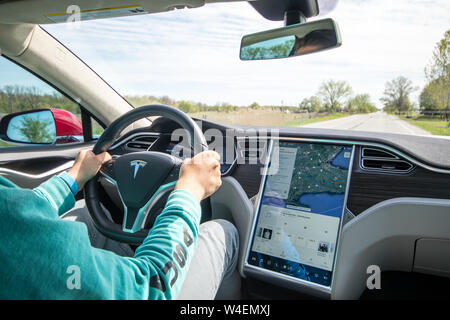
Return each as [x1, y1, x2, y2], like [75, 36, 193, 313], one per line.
[2, 0, 449, 108]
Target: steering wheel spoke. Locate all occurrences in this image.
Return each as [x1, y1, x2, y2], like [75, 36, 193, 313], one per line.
[122, 180, 177, 233]
[99, 156, 117, 182]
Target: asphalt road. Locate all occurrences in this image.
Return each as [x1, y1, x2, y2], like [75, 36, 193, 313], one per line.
[302, 112, 431, 136]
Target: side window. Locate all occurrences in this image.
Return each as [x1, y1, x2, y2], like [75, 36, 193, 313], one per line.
[92, 118, 105, 138]
[0, 56, 102, 148]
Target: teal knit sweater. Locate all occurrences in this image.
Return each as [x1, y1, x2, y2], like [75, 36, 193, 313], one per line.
[0, 175, 201, 299]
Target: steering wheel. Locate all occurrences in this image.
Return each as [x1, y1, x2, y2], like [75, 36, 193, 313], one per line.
[84, 104, 208, 244]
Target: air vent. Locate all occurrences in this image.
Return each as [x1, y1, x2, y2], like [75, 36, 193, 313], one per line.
[125, 135, 158, 151]
[362, 148, 398, 159]
[237, 138, 268, 163]
[360, 147, 414, 174]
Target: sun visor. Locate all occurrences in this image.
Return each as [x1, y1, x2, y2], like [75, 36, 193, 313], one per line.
[0, 0, 214, 24]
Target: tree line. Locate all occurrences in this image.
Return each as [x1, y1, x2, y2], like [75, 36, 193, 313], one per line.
[125, 95, 243, 113]
[0, 85, 79, 116]
[0, 81, 380, 118]
[298, 80, 377, 114]
[381, 29, 449, 119]
[126, 81, 379, 115]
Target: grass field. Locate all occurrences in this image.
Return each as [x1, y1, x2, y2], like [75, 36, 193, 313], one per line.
[188, 109, 349, 127]
[401, 116, 450, 136]
[0, 141, 15, 147]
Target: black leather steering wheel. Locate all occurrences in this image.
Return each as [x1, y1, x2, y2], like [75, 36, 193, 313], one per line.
[84, 104, 208, 243]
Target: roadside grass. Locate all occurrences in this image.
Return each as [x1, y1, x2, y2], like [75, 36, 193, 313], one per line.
[401, 116, 450, 136]
[0, 140, 15, 147]
[92, 122, 105, 135]
[280, 113, 350, 127]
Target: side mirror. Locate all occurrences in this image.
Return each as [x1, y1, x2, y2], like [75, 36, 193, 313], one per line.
[0, 108, 83, 145]
[240, 18, 341, 60]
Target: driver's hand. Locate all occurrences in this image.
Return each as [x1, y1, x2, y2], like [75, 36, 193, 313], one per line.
[175, 150, 222, 202]
[67, 149, 112, 190]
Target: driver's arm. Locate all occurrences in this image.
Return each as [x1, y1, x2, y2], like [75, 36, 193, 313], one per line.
[34, 150, 221, 300]
[0, 149, 220, 299]
[63, 150, 221, 300]
[119, 150, 222, 299]
[32, 150, 111, 217]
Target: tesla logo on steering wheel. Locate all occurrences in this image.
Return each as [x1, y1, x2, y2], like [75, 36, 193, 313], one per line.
[130, 160, 147, 179]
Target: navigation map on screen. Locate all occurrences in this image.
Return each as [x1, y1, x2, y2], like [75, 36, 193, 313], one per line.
[248, 141, 353, 287]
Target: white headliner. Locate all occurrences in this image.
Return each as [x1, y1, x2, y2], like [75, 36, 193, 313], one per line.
[0, 0, 340, 25]
[0, 0, 249, 24]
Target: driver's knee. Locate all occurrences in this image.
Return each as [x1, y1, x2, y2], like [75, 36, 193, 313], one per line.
[199, 219, 239, 276]
[203, 219, 241, 300]
[216, 219, 239, 267]
[177, 219, 240, 300]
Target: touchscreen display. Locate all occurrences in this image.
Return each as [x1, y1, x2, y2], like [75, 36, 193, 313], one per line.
[247, 141, 353, 287]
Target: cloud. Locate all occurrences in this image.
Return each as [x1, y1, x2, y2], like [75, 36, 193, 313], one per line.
[34, 0, 450, 108]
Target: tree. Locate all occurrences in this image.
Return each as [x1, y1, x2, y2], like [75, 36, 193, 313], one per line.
[0, 85, 78, 115]
[419, 83, 435, 113]
[317, 80, 352, 112]
[420, 79, 449, 118]
[160, 95, 175, 106]
[299, 96, 322, 112]
[421, 29, 450, 120]
[1, 85, 19, 113]
[346, 93, 377, 114]
[13, 115, 55, 143]
[219, 102, 234, 113]
[249, 102, 260, 109]
[177, 100, 198, 113]
[380, 76, 417, 114]
[425, 30, 450, 81]
[241, 38, 295, 60]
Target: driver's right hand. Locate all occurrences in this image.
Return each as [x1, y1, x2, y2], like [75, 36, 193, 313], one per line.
[175, 150, 222, 202]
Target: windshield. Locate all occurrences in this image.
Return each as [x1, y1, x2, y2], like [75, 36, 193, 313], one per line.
[42, 0, 449, 137]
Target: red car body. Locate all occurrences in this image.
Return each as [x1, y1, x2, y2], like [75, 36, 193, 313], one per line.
[49, 108, 83, 137]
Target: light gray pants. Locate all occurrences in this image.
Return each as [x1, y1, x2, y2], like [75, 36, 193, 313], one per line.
[61, 200, 241, 300]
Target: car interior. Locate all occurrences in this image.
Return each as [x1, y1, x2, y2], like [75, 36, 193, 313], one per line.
[0, 0, 449, 300]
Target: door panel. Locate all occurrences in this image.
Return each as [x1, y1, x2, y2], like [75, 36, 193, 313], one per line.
[0, 142, 94, 188]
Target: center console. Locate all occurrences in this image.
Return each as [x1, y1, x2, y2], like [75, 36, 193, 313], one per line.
[243, 139, 354, 297]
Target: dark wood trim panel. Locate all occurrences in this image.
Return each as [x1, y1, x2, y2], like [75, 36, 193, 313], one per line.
[231, 144, 450, 214]
[347, 146, 450, 215]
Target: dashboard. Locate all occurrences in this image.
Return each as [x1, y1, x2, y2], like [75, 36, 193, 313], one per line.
[99, 117, 450, 299]
[1, 105, 450, 299]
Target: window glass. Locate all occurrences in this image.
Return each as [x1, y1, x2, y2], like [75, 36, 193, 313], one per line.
[92, 117, 104, 137]
[0, 56, 83, 147]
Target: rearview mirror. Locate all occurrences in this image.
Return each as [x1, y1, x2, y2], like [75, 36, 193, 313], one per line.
[240, 18, 341, 61]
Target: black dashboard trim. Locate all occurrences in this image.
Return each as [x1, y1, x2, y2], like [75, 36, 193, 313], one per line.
[197, 118, 450, 171]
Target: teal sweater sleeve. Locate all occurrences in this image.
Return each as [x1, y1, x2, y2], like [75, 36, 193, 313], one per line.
[34, 175, 76, 216]
[0, 176, 201, 300]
